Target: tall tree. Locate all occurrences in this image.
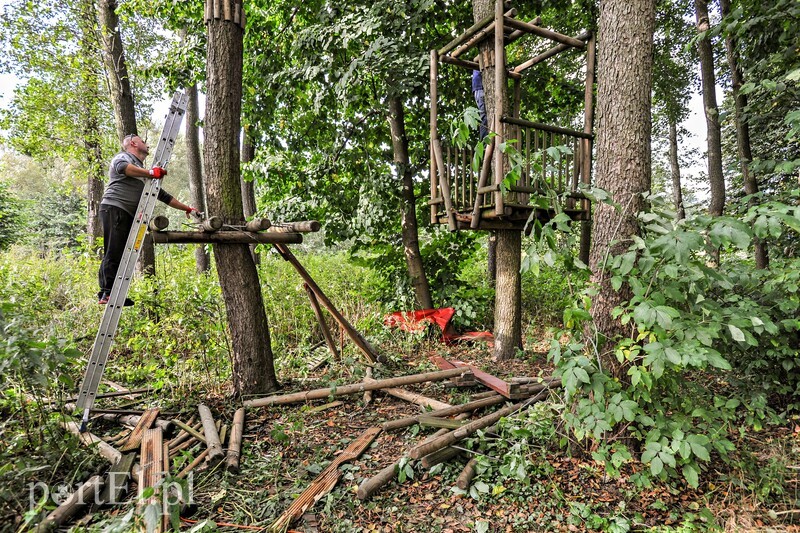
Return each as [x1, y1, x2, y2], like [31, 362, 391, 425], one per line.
[186, 81, 210, 272]
[695, 0, 725, 217]
[204, 0, 279, 395]
[720, 0, 767, 268]
[589, 0, 655, 377]
[472, 0, 522, 360]
[388, 96, 433, 309]
[652, 0, 695, 220]
[97, 0, 138, 142]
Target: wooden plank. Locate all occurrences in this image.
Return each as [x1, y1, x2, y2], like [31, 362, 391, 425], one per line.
[138, 428, 164, 528]
[120, 408, 160, 452]
[418, 415, 466, 429]
[271, 427, 381, 531]
[430, 357, 516, 398]
[97, 452, 136, 506]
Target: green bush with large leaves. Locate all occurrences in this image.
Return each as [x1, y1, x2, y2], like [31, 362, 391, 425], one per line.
[542, 192, 800, 489]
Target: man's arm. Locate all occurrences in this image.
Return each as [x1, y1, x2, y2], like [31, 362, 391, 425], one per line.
[123, 163, 166, 179]
[167, 197, 199, 218]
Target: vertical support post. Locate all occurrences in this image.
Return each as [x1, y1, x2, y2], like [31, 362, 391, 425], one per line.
[493, 0, 506, 216]
[430, 49, 439, 225]
[580, 33, 596, 264]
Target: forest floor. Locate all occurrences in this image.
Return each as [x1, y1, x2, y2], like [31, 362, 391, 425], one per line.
[61, 329, 800, 533]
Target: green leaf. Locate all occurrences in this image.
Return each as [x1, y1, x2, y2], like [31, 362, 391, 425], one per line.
[682, 464, 699, 488]
[728, 324, 746, 342]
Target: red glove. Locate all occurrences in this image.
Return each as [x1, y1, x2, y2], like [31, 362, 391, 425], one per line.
[185, 207, 200, 218]
[149, 167, 167, 179]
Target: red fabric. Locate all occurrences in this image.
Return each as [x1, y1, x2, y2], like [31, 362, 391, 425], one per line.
[383, 307, 493, 345]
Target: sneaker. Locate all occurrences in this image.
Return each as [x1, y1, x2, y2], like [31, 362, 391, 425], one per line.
[98, 294, 135, 307]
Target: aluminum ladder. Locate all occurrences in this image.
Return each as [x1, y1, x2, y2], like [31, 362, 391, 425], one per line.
[75, 91, 188, 431]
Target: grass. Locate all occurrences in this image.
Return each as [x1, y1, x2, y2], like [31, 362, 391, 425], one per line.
[1, 244, 799, 532]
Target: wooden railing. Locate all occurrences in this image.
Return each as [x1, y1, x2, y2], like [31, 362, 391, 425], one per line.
[431, 116, 591, 226]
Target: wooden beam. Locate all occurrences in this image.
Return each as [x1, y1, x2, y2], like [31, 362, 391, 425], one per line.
[226, 408, 245, 472]
[430, 49, 439, 225]
[438, 12, 497, 56]
[450, 9, 520, 58]
[151, 231, 302, 244]
[35, 476, 103, 532]
[513, 31, 591, 73]
[501, 116, 593, 139]
[439, 54, 522, 80]
[381, 393, 506, 431]
[198, 404, 225, 466]
[63, 421, 122, 464]
[502, 17, 586, 49]
[120, 408, 160, 452]
[244, 367, 473, 408]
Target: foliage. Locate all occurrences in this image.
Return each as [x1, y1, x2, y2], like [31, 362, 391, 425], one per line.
[0, 180, 24, 250]
[25, 185, 87, 252]
[543, 192, 800, 490]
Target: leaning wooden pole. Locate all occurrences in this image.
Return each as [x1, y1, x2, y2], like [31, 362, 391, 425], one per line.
[408, 388, 549, 459]
[226, 407, 245, 472]
[35, 475, 104, 533]
[244, 367, 472, 408]
[304, 283, 340, 360]
[273, 243, 378, 362]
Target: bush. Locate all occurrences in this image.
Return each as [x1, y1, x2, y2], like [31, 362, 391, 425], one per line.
[0, 180, 24, 250]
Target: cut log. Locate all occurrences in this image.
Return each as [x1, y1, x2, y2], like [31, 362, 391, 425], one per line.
[271, 427, 381, 531]
[62, 422, 122, 463]
[200, 216, 224, 232]
[198, 404, 225, 466]
[418, 415, 466, 429]
[151, 231, 302, 245]
[244, 367, 472, 408]
[35, 475, 103, 532]
[245, 218, 271, 232]
[381, 394, 506, 431]
[120, 409, 160, 452]
[456, 457, 479, 490]
[226, 407, 245, 473]
[148, 216, 169, 231]
[267, 220, 321, 233]
[408, 389, 550, 460]
[381, 387, 452, 411]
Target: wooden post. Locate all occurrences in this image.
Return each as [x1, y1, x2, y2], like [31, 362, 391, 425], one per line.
[267, 220, 320, 233]
[430, 49, 439, 225]
[433, 140, 458, 231]
[580, 34, 596, 264]
[272, 243, 379, 362]
[470, 139, 495, 229]
[304, 283, 340, 360]
[456, 457, 479, 490]
[198, 404, 225, 466]
[244, 367, 472, 408]
[244, 218, 271, 232]
[226, 407, 245, 472]
[494, 0, 506, 217]
[381, 393, 506, 431]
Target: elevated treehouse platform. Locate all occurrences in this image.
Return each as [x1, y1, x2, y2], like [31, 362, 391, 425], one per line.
[429, 1, 595, 232]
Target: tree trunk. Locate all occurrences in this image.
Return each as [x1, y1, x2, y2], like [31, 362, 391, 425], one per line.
[387, 95, 433, 309]
[96, 0, 157, 274]
[668, 119, 686, 220]
[589, 0, 655, 379]
[96, 0, 137, 142]
[205, 1, 279, 396]
[240, 137, 260, 265]
[720, 0, 768, 268]
[79, 0, 103, 251]
[695, 0, 725, 217]
[473, 0, 523, 358]
[494, 229, 522, 359]
[186, 82, 211, 273]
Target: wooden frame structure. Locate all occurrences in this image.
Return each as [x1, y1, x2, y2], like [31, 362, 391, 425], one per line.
[429, 0, 596, 231]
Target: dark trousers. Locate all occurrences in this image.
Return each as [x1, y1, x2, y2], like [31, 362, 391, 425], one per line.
[98, 205, 134, 298]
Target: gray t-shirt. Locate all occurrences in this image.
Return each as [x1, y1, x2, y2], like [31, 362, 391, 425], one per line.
[100, 151, 174, 216]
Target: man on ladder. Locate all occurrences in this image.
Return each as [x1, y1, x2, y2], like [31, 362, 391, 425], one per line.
[97, 133, 199, 306]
